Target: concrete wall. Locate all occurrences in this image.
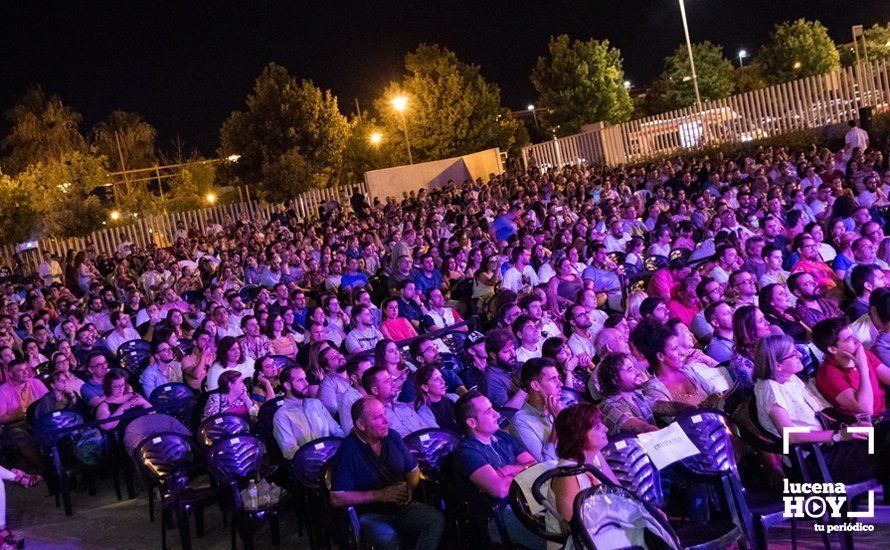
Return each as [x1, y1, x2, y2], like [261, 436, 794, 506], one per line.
[363, 148, 503, 200]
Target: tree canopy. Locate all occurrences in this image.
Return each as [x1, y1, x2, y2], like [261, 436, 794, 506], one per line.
[755, 19, 840, 85]
[219, 62, 350, 198]
[646, 42, 735, 113]
[374, 44, 525, 163]
[839, 23, 890, 66]
[1, 86, 86, 175]
[530, 35, 633, 135]
[91, 110, 158, 171]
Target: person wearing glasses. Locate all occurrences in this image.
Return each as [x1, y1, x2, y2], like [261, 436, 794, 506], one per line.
[139, 340, 183, 397]
[96, 369, 150, 431]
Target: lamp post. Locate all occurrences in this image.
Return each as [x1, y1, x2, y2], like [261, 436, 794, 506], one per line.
[390, 96, 413, 165]
[738, 49, 747, 67]
[677, 0, 703, 113]
[527, 104, 539, 130]
[369, 132, 383, 146]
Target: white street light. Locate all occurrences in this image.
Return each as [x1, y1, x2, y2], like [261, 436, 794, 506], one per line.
[623, 81, 632, 89]
[738, 49, 748, 67]
[390, 95, 413, 164]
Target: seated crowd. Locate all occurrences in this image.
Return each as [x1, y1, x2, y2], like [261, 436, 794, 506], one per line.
[0, 133, 889, 548]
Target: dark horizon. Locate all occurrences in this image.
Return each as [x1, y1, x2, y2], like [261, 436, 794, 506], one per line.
[2, 1, 888, 155]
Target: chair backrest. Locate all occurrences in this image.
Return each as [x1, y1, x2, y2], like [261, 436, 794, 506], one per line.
[35, 409, 84, 447]
[266, 355, 298, 372]
[149, 382, 196, 419]
[675, 409, 737, 476]
[402, 428, 460, 476]
[238, 285, 259, 303]
[207, 434, 266, 485]
[198, 413, 252, 449]
[559, 386, 587, 408]
[602, 436, 664, 508]
[291, 436, 343, 489]
[644, 255, 670, 272]
[118, 341, 152, 375]
[256, 396, 287, 440]
[571, 483, 680, 550]
[134, 432, 194, 481]
[509, 477, 567, 544]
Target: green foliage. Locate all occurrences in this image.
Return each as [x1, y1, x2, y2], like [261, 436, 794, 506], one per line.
[340, 115, 401, 182]
[260, 148, 321, 202]
[530, 35, 633, 135]
[91, 111, 158, 171]
[375, 44, 525, 163]
[755, 19, 840, 85]
[0, 175, 39, 245]
[1, 86, 86, 175]
[839, 24, 890, 66]
[165, 160, 219, 211]
[16, 152, 108, 237]
[219, 63, 350, 196]
[732, 65, 767, 94]
[647, 42, 735, 113]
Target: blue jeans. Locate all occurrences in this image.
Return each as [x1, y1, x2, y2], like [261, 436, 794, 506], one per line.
[359, 502, 445, 550]
[489, 505, 546, 549]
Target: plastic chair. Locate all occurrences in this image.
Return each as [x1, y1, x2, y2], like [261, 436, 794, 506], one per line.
[256, 396, 287, 442]
[34, 410, 84, 516]
[559, 386, 587, 408]
[150, 383, 197, 425]
[207, 435, 281, 549]
[291, 437, 344, 549]
[571, 468, 681, 550]
[135, 432, 217, 550]
[265, 355, 298, 372]
[601, 436, 664, 507]
[117, 339, 152, 376]
[402, 428, 460, 477]
[239, 285, 260, 304]
[197, 413, 251, 451]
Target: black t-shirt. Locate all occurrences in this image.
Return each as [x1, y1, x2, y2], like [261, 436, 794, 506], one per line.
[427, 398, 458, 432]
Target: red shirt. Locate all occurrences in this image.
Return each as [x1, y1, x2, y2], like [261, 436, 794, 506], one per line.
[666, 299, 699, 327]
[815, 350, 886, 415]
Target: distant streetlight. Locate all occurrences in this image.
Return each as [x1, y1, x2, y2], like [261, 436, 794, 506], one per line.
[206, 192, 217, 205]
[110, 210, 121, 221]
[227, 154, 241, 162]
[793, 61, 802, 70]
[738, 49, 748, 67]
[390, 95, 413, 164]
[623, 81, 632, 89]
[527, 104, 539, 130]
[369, 132, 383, 146]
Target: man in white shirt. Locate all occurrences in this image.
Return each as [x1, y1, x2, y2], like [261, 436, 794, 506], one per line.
[104, 311, 142, 354]
[604, 218, 631, 253]
[512, 315, 543, 364]
[566, 305, 596, 359]
[845, 119, 869, 153]
[38, 252, 63, 287]
[273, 365, 344, 460]
[344, 304, 384, 353]
[501, 247, 539, 293]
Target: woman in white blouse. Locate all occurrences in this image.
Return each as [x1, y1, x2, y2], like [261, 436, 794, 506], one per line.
[753, 335, 881, 483]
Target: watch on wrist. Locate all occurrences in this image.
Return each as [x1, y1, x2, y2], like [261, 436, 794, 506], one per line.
[831, 432, 842, 443]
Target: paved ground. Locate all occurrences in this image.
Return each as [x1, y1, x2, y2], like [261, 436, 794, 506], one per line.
[6, 475, 890, 549]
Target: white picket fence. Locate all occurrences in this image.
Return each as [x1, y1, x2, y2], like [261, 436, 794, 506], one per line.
[3, 182, 369, 275]
[523, 60, 890, 168]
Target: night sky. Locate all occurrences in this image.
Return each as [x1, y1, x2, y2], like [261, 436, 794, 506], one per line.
[2, 1, 888, 154]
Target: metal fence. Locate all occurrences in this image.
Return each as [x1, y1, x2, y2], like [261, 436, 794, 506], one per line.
[3, 181, 369, 275]
[523, 60, 890, 168]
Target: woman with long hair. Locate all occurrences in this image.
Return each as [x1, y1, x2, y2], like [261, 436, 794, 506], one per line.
[206, 336, 254, 391]
[758, 284, 808, 344]
[546, 252, 583, 318]
[730, 305, 773, 390]
[413, 365, 458, 431]
[266, 313, 298, 359]
[546, 404, 619, 544]
[379, 298, 418, 342]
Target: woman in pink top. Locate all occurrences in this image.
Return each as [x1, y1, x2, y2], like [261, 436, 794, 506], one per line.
[379, 298, 418, 342]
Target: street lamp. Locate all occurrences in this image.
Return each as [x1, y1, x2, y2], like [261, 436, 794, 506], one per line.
[527, 104, 539, 130]
[110, 210, 121, 221]
[738, 49, 747, 67]
[206, 192, 217, 205]
[793, 61, 802, 70]
[390, 95, 413, 165]
[226, 154, 241, 162]
[369, 132, 383, 145]
[623, 81, 632, 89]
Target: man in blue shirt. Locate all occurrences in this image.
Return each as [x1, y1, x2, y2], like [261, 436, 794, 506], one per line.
[412, 254, 443, 296]
[396, 281, 425, 328]
[331, 396, 444, 550]
[490, 205, 521, 243]
[452, 391, 543, 549]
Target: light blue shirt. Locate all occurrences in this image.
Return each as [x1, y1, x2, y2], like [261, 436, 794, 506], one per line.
[273, 397, 344, 460]
[385, 401, 436, 437]
[139, 361, 183, 398]
[510, 401, 557, 462]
